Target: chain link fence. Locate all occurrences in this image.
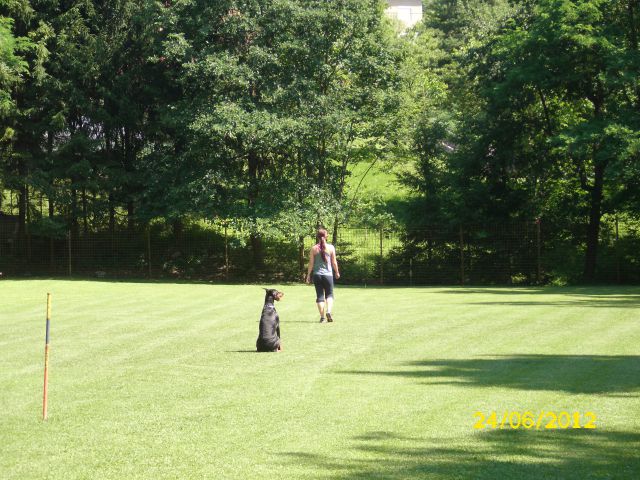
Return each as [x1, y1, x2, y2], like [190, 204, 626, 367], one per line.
[0, 218, 638, 284]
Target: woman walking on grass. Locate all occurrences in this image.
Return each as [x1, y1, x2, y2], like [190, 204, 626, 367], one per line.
[306, 228, 340, 323]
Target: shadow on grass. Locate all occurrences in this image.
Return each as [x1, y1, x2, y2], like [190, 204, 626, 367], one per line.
[440, 286, 640, 295]
[465, 301, 640, 308]
[255, 320, 319, 323]
[283, 429, 640, 479]
[440, 287, 640, 308]
[341, 355, 640, 394]
[441, 287, 640, 308]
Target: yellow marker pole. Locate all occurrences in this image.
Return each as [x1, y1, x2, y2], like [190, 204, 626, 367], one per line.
[43, 293, 52, 420]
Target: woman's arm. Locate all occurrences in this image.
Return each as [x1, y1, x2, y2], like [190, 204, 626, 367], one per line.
[331, 246, 340, 279]
[305, 246, 316, 283]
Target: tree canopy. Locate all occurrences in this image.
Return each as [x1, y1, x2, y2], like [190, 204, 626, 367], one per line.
[1, 0, 638, 281]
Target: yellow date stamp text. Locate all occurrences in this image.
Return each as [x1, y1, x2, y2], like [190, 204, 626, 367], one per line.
[473, 411, 597, 430]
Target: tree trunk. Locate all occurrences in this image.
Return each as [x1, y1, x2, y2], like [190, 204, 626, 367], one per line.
[70, 186, 79, 243]
[318, 137, 326, 187]
[123, 127, 136, 233]
[247, 150, 264, 269]
[108, 193, 116, 258]
[628, 0, 640, 109]
[108, 193, 116, 234]
[47, 131, 55, 271]
[15, 179, 27, 259]
[332, 152, 350, 246]
[25, 184, 31, 261]
[49, 195, 55, 271]
[250, 232, 264, 270]
[296, 152, 306, 279]
[584, 162, 605, 281]
[298, 235, 305, 280]
[105, 130, 116, 238]
[81, 187, 89, 267]
[127, 201, 135, 232]
[172, 217, 184, 253]
[630, 0, 638, 50]
[17, 182, 27, 241]
[82, 187, 88, 236]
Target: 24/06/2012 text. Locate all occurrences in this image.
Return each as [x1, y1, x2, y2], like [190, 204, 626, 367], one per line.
[473, 411, 597, 430]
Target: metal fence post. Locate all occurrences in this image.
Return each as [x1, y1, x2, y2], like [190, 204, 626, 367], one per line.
[298, 235, 305, 281]
[364, 227, 368, 287]
[409, 257, 413, 285]
[146, 225, 151, 277]
[26, 189, 32, 263]
[379, 226, 384, 285]
[67, 230, 72, 276]
[536, 218, 541, 284]
[615, 216, 620, 283]
[49, 234, 54, 273]
[224, 223, 229, 279]
[459, 226, 465, 286]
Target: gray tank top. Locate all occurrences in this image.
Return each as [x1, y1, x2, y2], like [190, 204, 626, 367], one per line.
[313, 244, 333, 275]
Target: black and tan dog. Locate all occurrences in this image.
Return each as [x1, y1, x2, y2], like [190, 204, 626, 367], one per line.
[256, 288, 284, 352]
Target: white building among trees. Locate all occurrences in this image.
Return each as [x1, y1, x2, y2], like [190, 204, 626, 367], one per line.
[385, 0, 423, 28]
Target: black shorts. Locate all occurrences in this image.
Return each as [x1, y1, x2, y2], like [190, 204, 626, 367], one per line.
[313, 274, 334, 303]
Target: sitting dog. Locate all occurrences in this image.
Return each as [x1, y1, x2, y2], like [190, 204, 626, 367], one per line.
[256, 288, 284, 352]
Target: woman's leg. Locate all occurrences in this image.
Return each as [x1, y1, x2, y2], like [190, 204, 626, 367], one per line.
[313, 274, 326, 321]
[322, 275, 335, 321]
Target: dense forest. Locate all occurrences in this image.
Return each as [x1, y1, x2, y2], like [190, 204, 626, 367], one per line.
[1, 0, 639, 283]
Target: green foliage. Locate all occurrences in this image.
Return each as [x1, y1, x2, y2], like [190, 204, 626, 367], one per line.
[154, 0, 402, 240]
[402, 0, 640, 280]
[28, 215, 67, 239]
[0, 0, 638, 281]
[0, 16, 27, 134]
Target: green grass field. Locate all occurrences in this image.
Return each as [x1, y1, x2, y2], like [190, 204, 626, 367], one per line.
[1, 281, 639, 479]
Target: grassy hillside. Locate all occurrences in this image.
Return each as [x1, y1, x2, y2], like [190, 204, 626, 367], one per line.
[344, 158, 417, 225]
[345, 159, 413, 203]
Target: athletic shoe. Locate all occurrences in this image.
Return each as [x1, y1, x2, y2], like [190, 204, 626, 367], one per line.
[320, 317, 326, 323]
[326, 312, 333, 322]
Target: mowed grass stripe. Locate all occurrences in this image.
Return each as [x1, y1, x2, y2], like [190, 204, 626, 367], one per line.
[1, 281, 639, 480]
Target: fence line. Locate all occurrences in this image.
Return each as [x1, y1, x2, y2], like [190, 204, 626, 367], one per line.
[0, 220, 638, 284]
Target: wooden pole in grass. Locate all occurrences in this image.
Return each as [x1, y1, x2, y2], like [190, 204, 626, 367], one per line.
[42, 293, 52, 420]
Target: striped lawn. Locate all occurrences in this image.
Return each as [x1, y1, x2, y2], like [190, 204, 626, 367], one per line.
[1, 280, 639, 479]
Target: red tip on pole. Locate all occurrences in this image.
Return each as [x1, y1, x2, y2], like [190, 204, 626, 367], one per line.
[43, 293, 51, 421]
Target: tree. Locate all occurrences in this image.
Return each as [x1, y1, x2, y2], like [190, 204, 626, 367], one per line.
[405, 0, 640, 281]
[401, 0, 521, 226]
[0, 0, 53, 248]
[0, 16, 26, 136]
[159, 0, 401, 269]
[0, 14, 29, 213]
[470, 0, 640, 280]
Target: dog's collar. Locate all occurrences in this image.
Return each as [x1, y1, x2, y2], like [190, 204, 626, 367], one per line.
[264, 302, 275, 308]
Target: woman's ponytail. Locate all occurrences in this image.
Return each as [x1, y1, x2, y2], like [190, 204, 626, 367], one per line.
[317, 228, 329, 264]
